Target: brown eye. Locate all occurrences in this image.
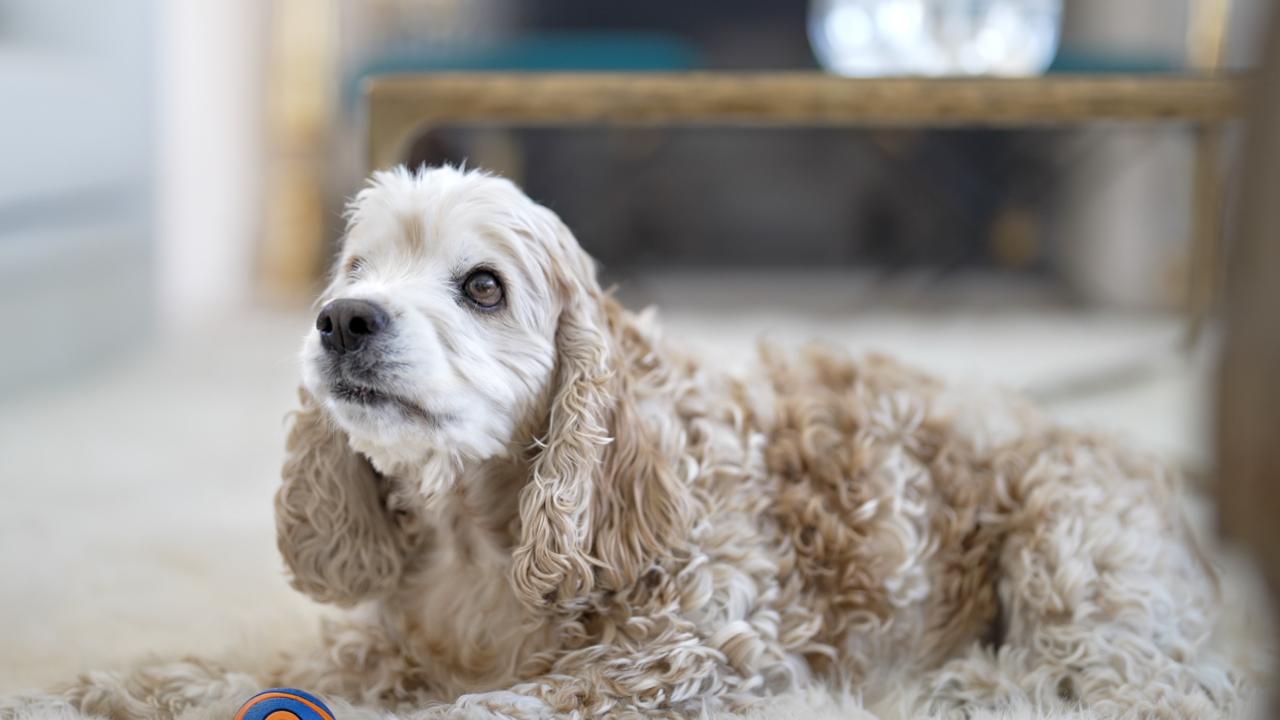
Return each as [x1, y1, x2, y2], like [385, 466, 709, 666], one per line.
[462, 269, 504, 309]
[344, 256, 365, 277]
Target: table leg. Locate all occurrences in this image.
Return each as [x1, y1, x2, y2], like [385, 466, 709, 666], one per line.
[1188, 123, 1224, 344]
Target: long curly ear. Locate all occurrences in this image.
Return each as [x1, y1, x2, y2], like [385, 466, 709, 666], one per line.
[510, 233, 613, 613]
[582, 303, 699, 599]
[275, 389, 419, 606]
[511, 216, 695, 614]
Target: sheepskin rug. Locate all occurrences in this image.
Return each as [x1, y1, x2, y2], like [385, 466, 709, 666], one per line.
[0, 303, 1272, 719]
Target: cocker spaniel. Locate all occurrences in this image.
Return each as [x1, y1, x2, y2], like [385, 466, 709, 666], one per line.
[14, 166, 1245, 719]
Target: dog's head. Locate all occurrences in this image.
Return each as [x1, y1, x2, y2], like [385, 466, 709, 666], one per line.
[277, 166, 692, 613]
[299, 165, 589, 472]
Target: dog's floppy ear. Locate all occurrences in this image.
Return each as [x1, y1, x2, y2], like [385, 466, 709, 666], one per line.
[510, 221, 612, 613]
[511, 214, 695, 614]
[275, 389, 418, 606]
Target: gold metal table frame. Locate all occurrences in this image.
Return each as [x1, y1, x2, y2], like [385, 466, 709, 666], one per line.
[364, 72, 1245, 326]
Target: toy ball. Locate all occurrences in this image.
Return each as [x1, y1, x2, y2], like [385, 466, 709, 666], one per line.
[233, 688, 335, 720]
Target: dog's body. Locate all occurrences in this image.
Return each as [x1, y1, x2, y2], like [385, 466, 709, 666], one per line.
[11, 167, 1242, 719]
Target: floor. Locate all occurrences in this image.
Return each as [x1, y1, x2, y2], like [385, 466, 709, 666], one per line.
[0, 284, 1257, 695]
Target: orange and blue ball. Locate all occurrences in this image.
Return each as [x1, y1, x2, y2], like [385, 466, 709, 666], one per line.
[233, 688, 335, 720]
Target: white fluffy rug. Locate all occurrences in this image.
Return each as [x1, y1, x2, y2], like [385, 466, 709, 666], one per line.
[5, 684, 1232, 720]
[0, 304, 1272, 718]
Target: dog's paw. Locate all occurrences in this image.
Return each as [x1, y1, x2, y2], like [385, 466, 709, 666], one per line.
[449, 691, 552, 720]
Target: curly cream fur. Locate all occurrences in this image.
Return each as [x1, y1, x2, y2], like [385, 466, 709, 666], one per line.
[4, 166, 1250, 719]
[277, 389, 425, 606]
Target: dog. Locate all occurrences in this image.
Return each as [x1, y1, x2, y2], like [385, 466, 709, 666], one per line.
[12, 166, 1244, 719]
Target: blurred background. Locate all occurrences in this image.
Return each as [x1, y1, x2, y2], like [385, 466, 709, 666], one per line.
[0, 0, 1275, 696]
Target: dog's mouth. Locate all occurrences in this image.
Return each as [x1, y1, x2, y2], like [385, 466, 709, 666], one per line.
[330, 380, 444, 427]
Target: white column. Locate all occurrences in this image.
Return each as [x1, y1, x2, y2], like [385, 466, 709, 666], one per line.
[155, 0, 266, 330]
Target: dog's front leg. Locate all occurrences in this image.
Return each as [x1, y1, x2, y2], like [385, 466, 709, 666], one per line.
[447, 689, 557, 719]
[410, 681, 619, 720]
[420, 632, 731, 720]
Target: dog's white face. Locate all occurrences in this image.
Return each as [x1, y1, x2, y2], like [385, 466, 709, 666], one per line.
[301, 167, 565, 474]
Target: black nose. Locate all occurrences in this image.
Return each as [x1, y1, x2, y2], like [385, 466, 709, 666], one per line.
[316, 299, 390, 355]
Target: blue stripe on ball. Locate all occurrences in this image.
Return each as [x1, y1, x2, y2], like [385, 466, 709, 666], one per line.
[235, 688, 335, 720]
